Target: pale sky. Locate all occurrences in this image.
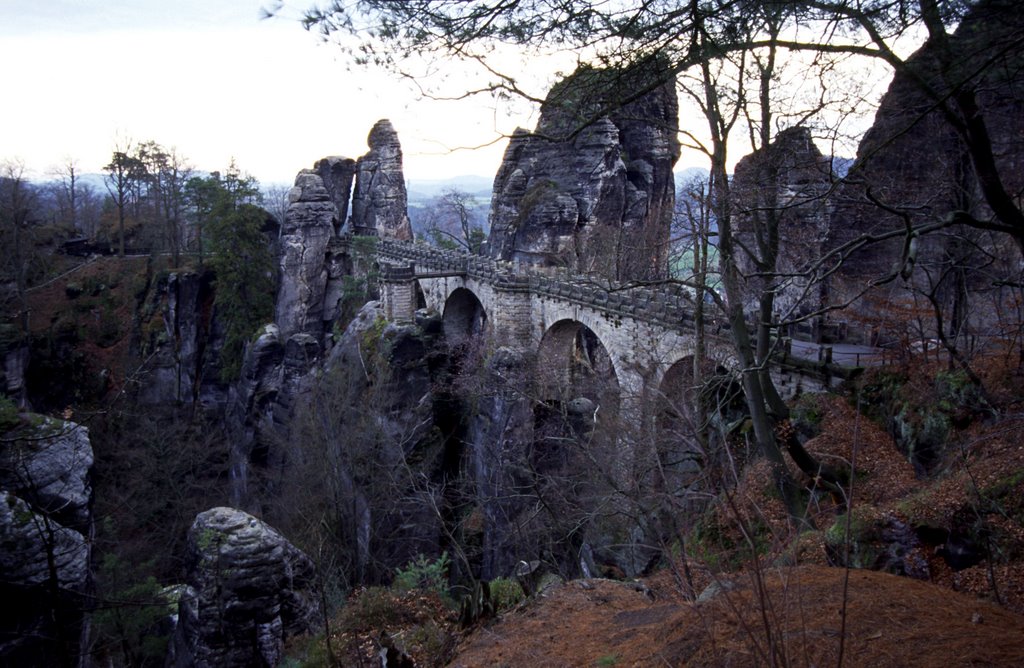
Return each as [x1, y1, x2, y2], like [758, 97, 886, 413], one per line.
[0, 0, 538, 185]
[1, 1, 901, 187]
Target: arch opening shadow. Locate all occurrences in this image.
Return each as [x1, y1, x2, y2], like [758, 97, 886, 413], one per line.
[532, 319, 620, 473]
[442, 287, 487, 348]
[655, 357, 705, 484]
[414, 280, 427, 311]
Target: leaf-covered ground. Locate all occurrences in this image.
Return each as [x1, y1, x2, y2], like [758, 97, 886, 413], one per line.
[450, 566, 1024, 667]
[448, 360, 1024, 666]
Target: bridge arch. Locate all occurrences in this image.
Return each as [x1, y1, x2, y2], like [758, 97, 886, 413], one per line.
[413, 280, 427, 311]
[653, 356, 705, 480]
[533, 319, 622, 460]
[442, 287, 487, 347]
[536, 319, 620, 401]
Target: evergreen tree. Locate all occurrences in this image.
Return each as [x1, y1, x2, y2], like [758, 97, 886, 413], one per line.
[192, 163, 275, 381]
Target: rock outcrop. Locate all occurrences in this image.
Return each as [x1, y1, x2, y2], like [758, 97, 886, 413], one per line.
[137, 271, 227, 408]
[731, 127, 833, 317]
[351, 119, 414, 240]
[487, 64, 680, 280]
[226, 324, 321, 510]
[828, 0, 1024, 322]
[0, 417, 93, 666]
[1, 342, 28, 407]
[275, 170, 337, 340]
[0, 418, 92, 530]
[314, 156, 357, 233]
[168, 507, 320, 668]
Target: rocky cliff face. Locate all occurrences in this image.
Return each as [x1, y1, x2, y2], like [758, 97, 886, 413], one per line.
[1, 323, 28, 407]
[168, 507, 320, 668]
[731, 127, 833, 317]
[314, 155, 357, 233]
[227, 323, 322, 511]
[351, 119, 414, 240]
[0, 417, 93, 666]
[137, 271, 227, 408]
[828, 0, 1024, 322]
[268, 303, 452, 583]
[487, 64, 680, 280]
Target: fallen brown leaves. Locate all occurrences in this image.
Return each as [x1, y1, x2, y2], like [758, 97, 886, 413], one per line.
[451, 566, 1024, 667]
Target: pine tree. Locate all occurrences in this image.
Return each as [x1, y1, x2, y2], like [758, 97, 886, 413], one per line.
[193, 163, 275, 381]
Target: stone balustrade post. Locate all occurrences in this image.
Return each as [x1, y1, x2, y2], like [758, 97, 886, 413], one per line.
[379, 263, 417, 324]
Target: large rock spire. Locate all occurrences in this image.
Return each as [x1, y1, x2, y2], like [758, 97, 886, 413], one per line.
[351, 119, 414, 240]
[487, 64, 680, 280]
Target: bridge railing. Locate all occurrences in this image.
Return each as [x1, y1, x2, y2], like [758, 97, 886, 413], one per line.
[353, 235, 720, 335]
[342, 234, 905, 372]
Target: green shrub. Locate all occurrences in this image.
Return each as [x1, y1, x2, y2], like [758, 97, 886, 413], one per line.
[489, 577, 525, 611]
[791, 393, 825, 439]
[288, 586, 456, 668]
[0, 395, 20, 433]
[393, 552, 450, 598]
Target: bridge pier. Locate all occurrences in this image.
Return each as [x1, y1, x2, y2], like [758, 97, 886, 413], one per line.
[489, 276, 533, 351]
[380, 263, 417, 324]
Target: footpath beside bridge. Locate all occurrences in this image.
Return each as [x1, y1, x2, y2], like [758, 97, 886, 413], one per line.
[332, 235, 860, 421]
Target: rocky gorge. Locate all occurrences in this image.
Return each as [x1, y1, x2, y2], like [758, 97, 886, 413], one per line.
[4, 2, 1024, 664]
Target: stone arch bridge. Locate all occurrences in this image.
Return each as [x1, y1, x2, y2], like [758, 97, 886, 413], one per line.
[333, 235, 842, 426]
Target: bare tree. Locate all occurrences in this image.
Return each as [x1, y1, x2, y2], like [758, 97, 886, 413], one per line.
[423, 188, 485, 253]
[1, 159, 36, 334]
[104, 138, 144, 257]
[262, 183, 292, 229]
[49, 158, 80, 233]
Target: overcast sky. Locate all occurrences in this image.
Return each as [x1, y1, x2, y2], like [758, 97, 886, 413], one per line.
[0, 0, 535, 185]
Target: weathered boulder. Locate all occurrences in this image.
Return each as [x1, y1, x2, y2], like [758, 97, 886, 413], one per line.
[487, 64, 680, 280]
[275, 170, 337, 340]
[314, 155, 357, 233]
[0, 418, 92, 530]
[168, 507, 320, 668]
[828, 0, 1024, 324]
[731, 127, 833, 317]
[0, 417, 93, 666]
[0, 490, 88, 590]
[351, 119, 414, 240]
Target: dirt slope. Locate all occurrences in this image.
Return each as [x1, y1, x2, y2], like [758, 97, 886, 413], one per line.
[450, 566, 1024, 667]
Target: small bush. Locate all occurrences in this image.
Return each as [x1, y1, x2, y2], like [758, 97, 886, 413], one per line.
[394, 552, 451, 599]
[0, 395, 21, 433]
[489, 577, 525, 612]
[289, 586, 457, 668]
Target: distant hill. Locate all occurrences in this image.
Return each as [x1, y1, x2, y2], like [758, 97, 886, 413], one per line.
[407, 175, 494, 202]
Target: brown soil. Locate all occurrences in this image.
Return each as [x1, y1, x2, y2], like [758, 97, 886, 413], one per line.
[25, 256, 152, 394]
[450, 565, 1024, 667]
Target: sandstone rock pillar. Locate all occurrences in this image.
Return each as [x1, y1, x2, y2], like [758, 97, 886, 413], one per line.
[168, 507, 320, 668]
[351, 119, 413, 240]
[275, 170, 336, 340]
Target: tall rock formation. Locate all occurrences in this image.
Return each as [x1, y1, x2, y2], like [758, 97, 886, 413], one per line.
[351, 119, 414, 240]
[731, 127, 833, 317]
[168, 507, 320, 668]
[226, 323, 321, 511]
[487, 64, 680, 280]
[0, 417, 93, 666]
[828, 0, 1024, 327]
[275, 170, 337, 340]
